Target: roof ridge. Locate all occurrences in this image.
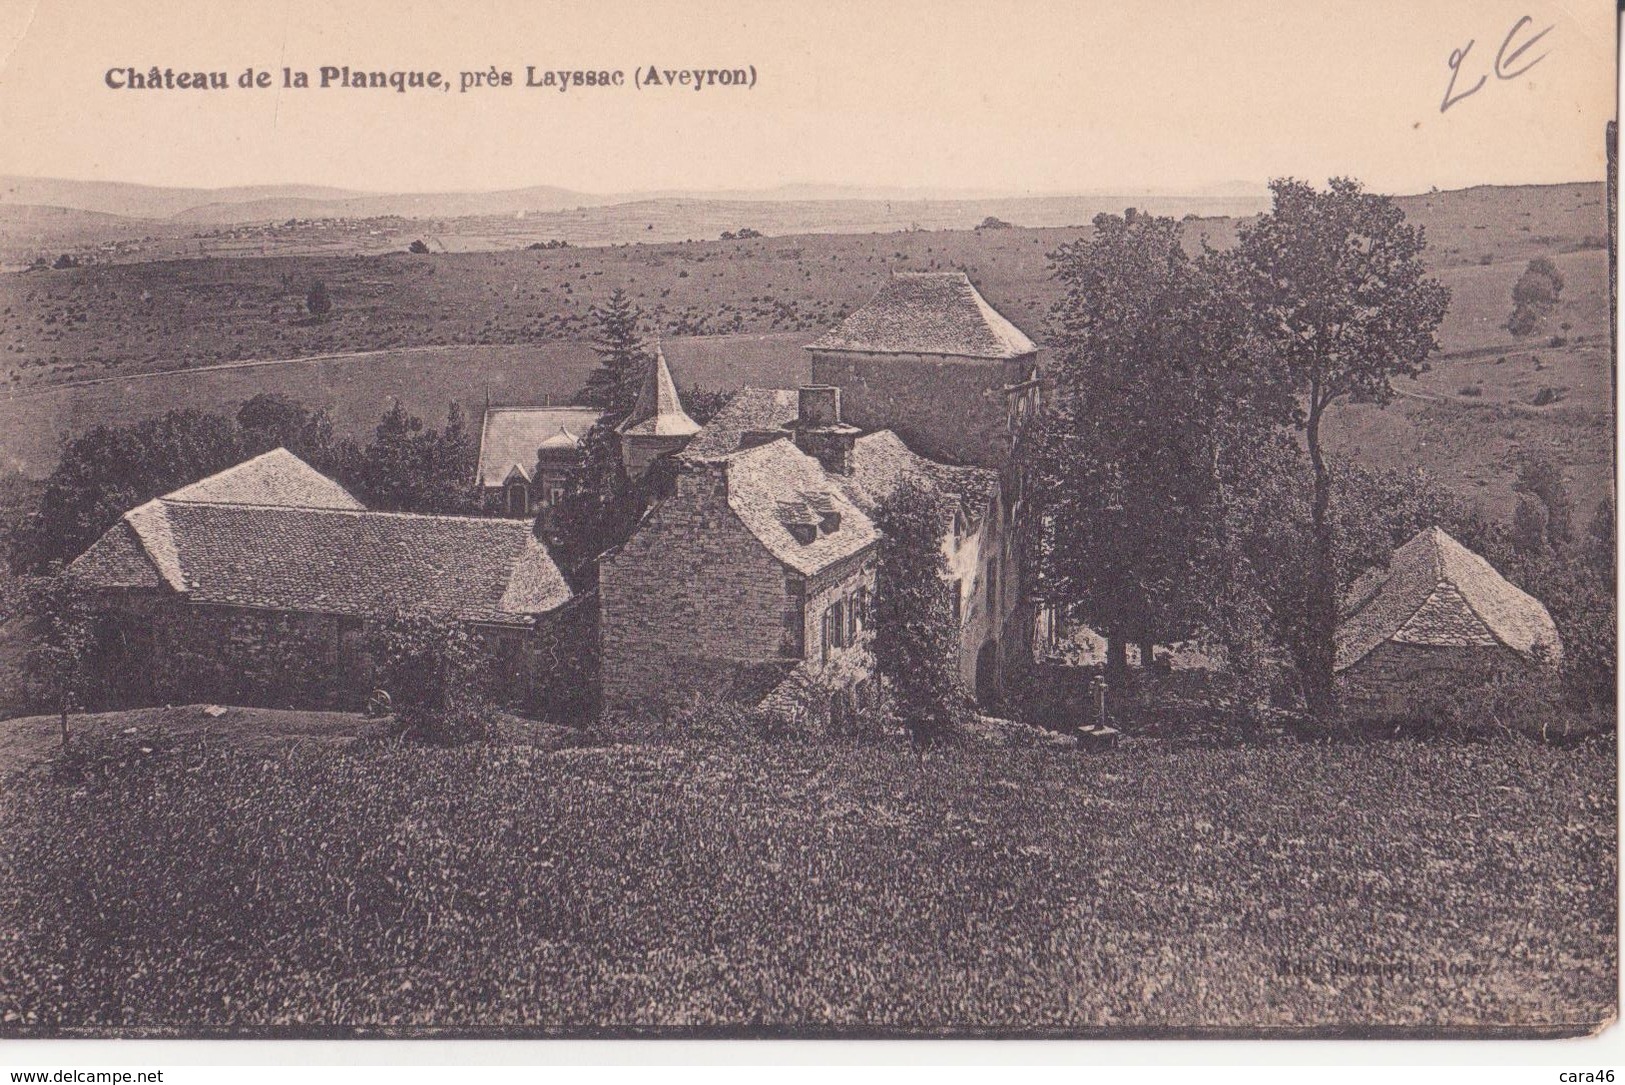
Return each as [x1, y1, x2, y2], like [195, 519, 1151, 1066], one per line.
[484, 405, 601, 414]
[159, 497, 530, 527]
[123, 499, 185, 591]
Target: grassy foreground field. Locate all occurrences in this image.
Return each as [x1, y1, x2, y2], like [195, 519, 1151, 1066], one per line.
[0, 732, 1613, 1035]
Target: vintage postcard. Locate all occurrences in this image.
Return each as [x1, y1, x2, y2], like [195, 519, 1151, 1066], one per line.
[0, 0, 1615, 1044]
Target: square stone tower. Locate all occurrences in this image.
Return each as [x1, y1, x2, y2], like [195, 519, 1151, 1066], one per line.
[804, 271, 1040, 468]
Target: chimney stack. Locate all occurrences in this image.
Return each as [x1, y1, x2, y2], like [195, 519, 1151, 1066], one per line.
[786, 385, 860, 476]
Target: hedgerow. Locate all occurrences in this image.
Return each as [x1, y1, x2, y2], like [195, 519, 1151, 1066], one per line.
[0, 738, 1613, 1033]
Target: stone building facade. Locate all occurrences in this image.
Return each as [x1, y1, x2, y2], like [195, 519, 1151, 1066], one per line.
[805, 272, 1041, 470]
[1335, 526, 1562, 721]
[599, 422, 878, 712]
[805, 271, 1042, 705]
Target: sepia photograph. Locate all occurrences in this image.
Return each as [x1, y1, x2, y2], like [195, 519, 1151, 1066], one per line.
[0, 0, 1616, 1053]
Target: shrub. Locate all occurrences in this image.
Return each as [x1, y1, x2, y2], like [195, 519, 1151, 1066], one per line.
[367, 614, 499, 746]
[1507, 257, 1564, 336]
[1402, 656, 1594, 743]
[871, 480, 966, 748]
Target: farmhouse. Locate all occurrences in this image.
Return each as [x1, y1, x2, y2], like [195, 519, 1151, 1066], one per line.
[672, 384, 1001, 695]
[68, 448, 576, 712]
[1335, 526, 1562, 719]
[599, 273, 1048, 714]
[476, 405, 604, 517]
[600, 368, 1015, 716]
[601, 401, 880, 714]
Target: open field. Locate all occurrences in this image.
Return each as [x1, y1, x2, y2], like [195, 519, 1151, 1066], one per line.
[0, 333, 809, 479]
[0, 728, 1613, 1034]
[0, 182, 1611, 521]
[0, 184, 1607, 388]
[0, 704, 365, 779]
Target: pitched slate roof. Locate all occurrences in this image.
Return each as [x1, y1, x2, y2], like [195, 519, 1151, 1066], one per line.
[163, 447, 364, 509]
[67, 517, 171, 591]
[70, 500, 572, 627]
[619, 344, 700, 438]
[478, 407, 603, 488]
[681, 387, 800, 462]
[844, 430, 999, 520]
[718, 439, 878, 576]
[805, 272, 1037, 360]
[1335, 526, 1561, 671]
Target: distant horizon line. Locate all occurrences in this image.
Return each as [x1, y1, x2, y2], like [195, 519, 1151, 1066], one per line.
[0, 172, 1606, 203]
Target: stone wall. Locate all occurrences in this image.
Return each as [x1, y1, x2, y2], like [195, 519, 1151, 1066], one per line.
[809, 349, 1028, 467]
[1337, 639, 1533, 721]
[799, 549, 876, 671]
[947, 504, 989, 693]
[103, 599, 354, 709]
[599, 466, 801, 710]
[91, 593, 574, 716]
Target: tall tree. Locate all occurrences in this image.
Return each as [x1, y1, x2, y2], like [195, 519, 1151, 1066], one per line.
[1031, 210, 1294, 678]
[871, 479, 964, 747]
[541, 421, 641, 584]
[305, 279, 333, 321]
[1233, 178, 1450, 714]
[577, 288, 651, 418]
[348, 402, 476, 514]
[236, 392, 340, 474]
[11, 409, 245, 573]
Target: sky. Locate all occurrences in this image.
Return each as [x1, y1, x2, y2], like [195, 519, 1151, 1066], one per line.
[0, 0, 1615, 196]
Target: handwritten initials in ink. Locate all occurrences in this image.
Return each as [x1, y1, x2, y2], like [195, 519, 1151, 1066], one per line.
[1441, 15, 1554, 113]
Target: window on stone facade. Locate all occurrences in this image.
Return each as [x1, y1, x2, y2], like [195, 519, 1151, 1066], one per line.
[820, 608, 832, 663]
[830, 600, 846, 650]
[547, 481, 566, 507]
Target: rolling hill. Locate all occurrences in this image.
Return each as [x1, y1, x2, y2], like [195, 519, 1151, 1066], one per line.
[0, 180, 1610, 525]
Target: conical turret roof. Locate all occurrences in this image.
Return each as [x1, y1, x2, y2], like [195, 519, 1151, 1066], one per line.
[619, 343, 700, 438]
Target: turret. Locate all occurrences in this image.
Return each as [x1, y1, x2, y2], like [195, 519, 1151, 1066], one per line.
[618, 342, 700, 480]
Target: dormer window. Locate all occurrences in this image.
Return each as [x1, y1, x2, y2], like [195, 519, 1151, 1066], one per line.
[801, 491, 841, 534]
[781, 493, 843, 544]
[778, 500, 822, 545]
